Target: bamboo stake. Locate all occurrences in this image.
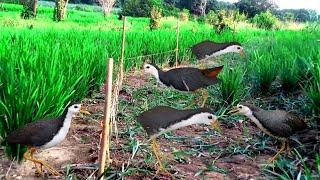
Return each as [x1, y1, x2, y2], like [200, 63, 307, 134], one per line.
[175, 20, 180, 67]
[110, 16, 126, 143]
[98, 58, 114, 177]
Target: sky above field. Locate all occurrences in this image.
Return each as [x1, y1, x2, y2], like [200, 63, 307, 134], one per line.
[222, 0, 320, 13]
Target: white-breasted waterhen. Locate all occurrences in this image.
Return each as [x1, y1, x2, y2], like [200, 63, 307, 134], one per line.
[6, 103, 90, 176]
[229, 102, 307, 163]
[137, 106, 220, 173]
[191, 40, 245, 68]
[143, 63, 223, 107]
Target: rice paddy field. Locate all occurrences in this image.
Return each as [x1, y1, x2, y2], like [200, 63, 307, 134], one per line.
[0, 2, 319, 179]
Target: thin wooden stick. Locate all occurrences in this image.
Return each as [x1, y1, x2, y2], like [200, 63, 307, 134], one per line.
[98, 58, 114, 177]
[110, 16, 127, 143]
[175, 20, 180, 67]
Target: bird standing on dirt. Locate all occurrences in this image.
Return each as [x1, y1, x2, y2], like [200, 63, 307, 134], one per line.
[137, 106, 220, 174]
[229, 102, 307, 162]
[6, 103, 90, 176]
[191, 40, 245, 67]
[143, 63, 223, 107]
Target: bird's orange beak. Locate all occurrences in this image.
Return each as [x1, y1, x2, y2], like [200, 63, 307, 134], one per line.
[240, 49, 245, 57]
[211, 119, 221, 133]
[80, 106, 91, 115]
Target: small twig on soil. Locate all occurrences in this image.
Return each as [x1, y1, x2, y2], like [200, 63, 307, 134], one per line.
[87, 169, 99, 179]
[62, 163, 99, 170]
[5, 157, 15, 178]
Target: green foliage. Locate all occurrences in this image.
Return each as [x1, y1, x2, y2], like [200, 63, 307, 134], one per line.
[0, 29, 107, 158]
[236, 0, 278, 18]
[122, 0, 163, 17]
[278, 54, 300, 92]
[253, 11, 279, 30]
[250, 51, 278, 93]
[20, 0, 37, 19]
[218, 65, 246, 105]
[150, 6, 162, 30]
[162, 4, 179, 17]
[179, 9, 189, 21]
[204, 10, 218, 25]
[305, 60, 320, 115]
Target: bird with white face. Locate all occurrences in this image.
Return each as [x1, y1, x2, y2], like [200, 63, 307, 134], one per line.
[229, 102, 307, 163]
[143, 62, 223, 107]
[192, 40, 245, 61]
[6, 103, 90, 176]
[191, 40, 245, 68]
[137, 106, 220, 174]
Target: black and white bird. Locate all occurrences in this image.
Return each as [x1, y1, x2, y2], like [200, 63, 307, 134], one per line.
[143, 63, 223, 107]
[191, 40, 245, 66]
[137, 106, 219, 173]
[229, 102, 307, 162]
[6, 103, 90, 176]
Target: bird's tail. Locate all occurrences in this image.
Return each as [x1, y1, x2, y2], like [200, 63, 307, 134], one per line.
[201, 65, 224, 78]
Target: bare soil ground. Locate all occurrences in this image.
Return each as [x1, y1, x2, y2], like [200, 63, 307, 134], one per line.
[0, 70, 317, 180]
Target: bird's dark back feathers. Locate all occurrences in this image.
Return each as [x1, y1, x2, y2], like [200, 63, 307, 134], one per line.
[159, 66, 223, 91]
[251, 108, 307, 138]
[137, 106, 212, 136]
[6, 108, 68, 147]
[191, 40, 241, 60]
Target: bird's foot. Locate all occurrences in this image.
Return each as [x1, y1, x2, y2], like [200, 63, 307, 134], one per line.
[34, 164, 44, 177]
[37, 160, 60, 176]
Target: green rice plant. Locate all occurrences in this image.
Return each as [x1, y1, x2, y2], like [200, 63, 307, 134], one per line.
[278, 56, 300, 92]
[217, 64, 246, 105]
[249, 50, 278, 94]
[0, 29, 107, 158]
[264, 151, 320, 179]
[305, 61, 320, 115]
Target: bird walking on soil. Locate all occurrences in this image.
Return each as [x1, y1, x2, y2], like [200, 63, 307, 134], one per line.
[6, 103, 90, 176]
[229, 102, 307, 162]
[143, 63, 223, 107]
[137, 106, 220, 174]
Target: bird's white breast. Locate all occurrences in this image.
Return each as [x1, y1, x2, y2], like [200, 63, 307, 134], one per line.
[150, 114, 206, 139]
[41, 113, 73, 149]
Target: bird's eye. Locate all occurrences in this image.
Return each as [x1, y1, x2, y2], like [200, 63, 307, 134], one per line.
[239, 106, 242, 109]
[146, 66, 150, 69]
[74, 105, 78, 109]
[237, 47, 241, 50]
[208, 115, 213, 119]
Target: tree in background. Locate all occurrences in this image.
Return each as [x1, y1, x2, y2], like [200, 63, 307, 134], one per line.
[236, 0, 277, 18]
[122, 0, 163, 17]
[96, 0, 116, 16]
[20, 0, 38, 19]
[150, 6, 162, 30]
[275, 9, 318, 22]
[191, 0, 208, 16]
[54, 0, 69, 21]
[253, 10, 279, 29]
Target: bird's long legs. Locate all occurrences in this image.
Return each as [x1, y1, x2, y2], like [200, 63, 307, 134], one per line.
[268, 139, 289, 163]
[195, 89, 209, 107]
[28, 148, 42, 175]
[151, 138, 170, 175]
[200, 89, 209, 108]
[185, 89, 209, 109]
[24, 148, 60, 176]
